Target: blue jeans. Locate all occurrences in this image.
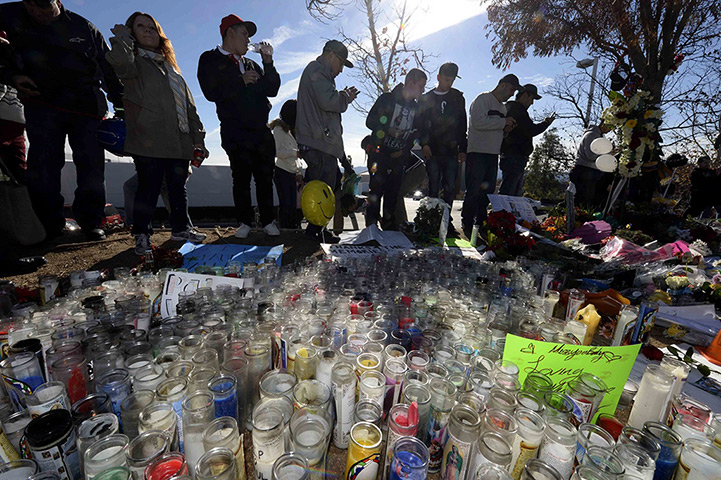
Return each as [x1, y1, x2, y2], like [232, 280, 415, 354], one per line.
[426, 155, 459, 208]
[131, 155, 190, 235]
[461, 152, 498, 227]
[24, 105, 105, 232]
[499, 153, 528, 196]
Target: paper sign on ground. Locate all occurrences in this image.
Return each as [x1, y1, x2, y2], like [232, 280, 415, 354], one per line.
[488, 194, 538, 224]
[160, 271, 250, 318]
[338, 225, 415, 247]
[178, 242, 283, 272]
[502, 334, 641, 421]
[321, 244, 483, 261]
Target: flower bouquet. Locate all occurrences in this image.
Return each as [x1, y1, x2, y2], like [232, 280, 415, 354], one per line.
[484, 211, 535, 259]
[412, 197, 450, 244]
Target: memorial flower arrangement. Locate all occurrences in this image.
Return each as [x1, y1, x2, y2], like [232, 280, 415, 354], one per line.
[413, 197, 450, 243]
[601, 89, 663, 177]
[485, 211, 535, 258]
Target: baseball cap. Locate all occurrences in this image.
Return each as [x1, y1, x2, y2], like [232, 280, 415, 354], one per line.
[219, 14, 257, 38]
[323, 40, 353, 68]
[519, 83, 542, 100]
[439, 62, 461, 79]
[498, 73, 521, 90]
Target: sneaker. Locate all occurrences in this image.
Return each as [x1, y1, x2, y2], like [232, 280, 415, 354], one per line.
[263, 222, 280, 237]
[171, 228, 207, 243]
[234, 223, 252, 239]
[83, 227, 106, 241]
[134, 233, 151, 256]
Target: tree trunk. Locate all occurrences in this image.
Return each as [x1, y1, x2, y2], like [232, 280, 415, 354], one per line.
[364, 0, 389, 92]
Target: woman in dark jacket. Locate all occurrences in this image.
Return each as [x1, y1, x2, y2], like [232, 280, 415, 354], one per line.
[107, 12, 207, 255]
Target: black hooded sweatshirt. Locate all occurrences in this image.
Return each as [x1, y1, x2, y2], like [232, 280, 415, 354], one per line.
[366, 83, 421, 156]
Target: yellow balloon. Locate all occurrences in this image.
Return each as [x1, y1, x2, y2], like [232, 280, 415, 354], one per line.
[301, 180, 336, 227]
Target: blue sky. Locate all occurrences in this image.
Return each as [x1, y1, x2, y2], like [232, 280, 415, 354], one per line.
[60, 0, 591, 165]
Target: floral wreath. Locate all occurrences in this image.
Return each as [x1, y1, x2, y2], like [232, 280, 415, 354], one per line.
[600, 88, 663, 178]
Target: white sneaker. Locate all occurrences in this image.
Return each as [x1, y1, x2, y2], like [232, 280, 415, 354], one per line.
[134, 233, 151, 256]
[263, 222, 280, 236]
[171, 228, 207, 243]
[235, 223, 252, 238]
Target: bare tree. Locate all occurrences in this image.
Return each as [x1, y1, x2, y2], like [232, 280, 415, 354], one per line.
[306, 0, 434, 113]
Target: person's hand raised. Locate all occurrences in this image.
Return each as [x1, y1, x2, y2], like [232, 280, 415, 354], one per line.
[242, 70, 261, 85]
[111, 24, 132, 38]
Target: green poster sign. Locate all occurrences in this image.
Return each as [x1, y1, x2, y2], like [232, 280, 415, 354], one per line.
[502, 334, 641, 420]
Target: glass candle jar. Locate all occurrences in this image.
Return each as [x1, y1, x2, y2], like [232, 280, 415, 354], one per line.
[483, 408, 519, 444]
[674, 438, 721, 480]
[576, 423, 616, 466]
[581, 445, 625, 477]
[138, 403, 179, 452]
[315, 350, 338, 390]
[407, 350, 430, 371]
[628, 366, 675, 429]
[294, 346, 319, 381]
[83, 434, 129, 480]
[93, 466, 132, 480]
[538, 417, 577, 480]
[97, 368, 133, 420]
[26, 381, 70, 418]
[566, 378, 598, 425]
[570, 465, 616, 480]
[345, 422, 382, 480]
[271, 452, 309, 480]
[289, 409, 331, 480]
[643, 422, 683, 480]
[187, 367, 217, 394]
[659, 358, 690, 423]
[468, 431, 513, 474]
[578, 373, 607, 422]
[292, 380, 332, 419]
[71, 392, 112, 426]
[671, 413, 715, 443]
[260, 370, 297, 401]
[155, 377, 188, 453]
[182, 391, 215, 473]
[474, 463, 513, 480]
[221, 358, 249, 428]
[77, 413, 119, 472]
[383, 358, 408, 414]
[441, 403, 481, 480]
[390, 436, 429, 480]
[510, 408, 546, 480]
[402, 384, 431, 443]
[195, 447, 237, 480]
[331, 361, 356, 449]
[244, 345, 270, 413]
[354, 399, 383, 429]
[614, 443, 655, 480]
[51, 355, 90, 405]
[134, 365, 167, 393]
[125, 431, 171, 480]
[487, 388, 518, 415]
[543, 392, 575, 422]
[120, 390, 156, 442]
[202, 417, 245, 480]
[618, 427, 661, 461]
[209, 375, 238, 420]
[144, 452, 188, 480]
[0, 460, 38, 480]
[426, 377, 458, 473]
[252, 406, 285, 480]
[522, 459, 563, 480]
[359, 370, 386, 406]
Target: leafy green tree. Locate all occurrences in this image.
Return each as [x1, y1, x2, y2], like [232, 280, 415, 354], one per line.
[524, 128, 575, 202]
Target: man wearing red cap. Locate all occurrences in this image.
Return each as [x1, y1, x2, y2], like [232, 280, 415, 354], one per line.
[197, 15, 281, 239]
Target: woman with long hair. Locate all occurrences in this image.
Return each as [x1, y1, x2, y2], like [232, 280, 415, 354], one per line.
[107, 12, 208, 255]
[270, 99, 301, 229]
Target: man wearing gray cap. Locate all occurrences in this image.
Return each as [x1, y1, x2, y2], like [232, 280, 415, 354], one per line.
[499, 83, 555, 196]
[461, 73, 519, 237]
[296, 39, 359, 242]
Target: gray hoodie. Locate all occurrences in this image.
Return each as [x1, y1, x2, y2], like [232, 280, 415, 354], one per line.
[575, 125, 603, 169]
[296, 56, 351, 159]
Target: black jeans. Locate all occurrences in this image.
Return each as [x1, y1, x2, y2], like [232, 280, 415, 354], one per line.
[131, 155, 190, 235]
[221, 126, 275, 226]
[24, 105, 105, 232]
[426, 154, 458, 208]
[302, 148, 341, 235]
[461, 152, 498, 227]
[499, 153, 528, 197]
[570, 165, 611, 209]
[274, 168, 298, 228]
[366, 152, 405, 230]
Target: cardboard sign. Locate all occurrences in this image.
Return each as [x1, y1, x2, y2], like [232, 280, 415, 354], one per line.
[160, 271, 251, 318]
[178, 243, 283, 273]
[502, 334, 641, 420]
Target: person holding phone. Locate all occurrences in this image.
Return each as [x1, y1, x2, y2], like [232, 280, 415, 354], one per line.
[296, 40, 358, 243]
[0, 0, 124, 241]
[107, 11, 207, 255]
[499, 83, 555, 197]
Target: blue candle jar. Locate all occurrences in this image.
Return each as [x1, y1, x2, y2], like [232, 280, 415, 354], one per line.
[643, 421, 683, 480]
[390, 435, 429, 480]
[209, 375, 238, 420]
[96, 368, 132, 420]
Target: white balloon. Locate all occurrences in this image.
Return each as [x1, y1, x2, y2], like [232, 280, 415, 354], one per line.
[596, 154, 618, 172]
[590, 137, 613, 155]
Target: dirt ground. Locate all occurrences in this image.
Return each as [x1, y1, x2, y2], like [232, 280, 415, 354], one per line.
[2, 226, 324, 288]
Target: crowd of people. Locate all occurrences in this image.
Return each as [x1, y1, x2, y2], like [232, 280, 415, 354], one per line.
[0, 0, 566, 255]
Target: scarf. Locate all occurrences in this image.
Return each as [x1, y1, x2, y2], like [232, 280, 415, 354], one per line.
[137, 48, 189, 134]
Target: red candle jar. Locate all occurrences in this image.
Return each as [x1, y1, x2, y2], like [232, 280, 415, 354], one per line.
[144, 453, 188, 480]
[596, 413, 624, 441]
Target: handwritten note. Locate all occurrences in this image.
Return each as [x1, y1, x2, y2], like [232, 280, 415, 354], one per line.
[160, 271, 250, 318]
[177, 243, 283, 273]
[502, 334, 641, 420]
